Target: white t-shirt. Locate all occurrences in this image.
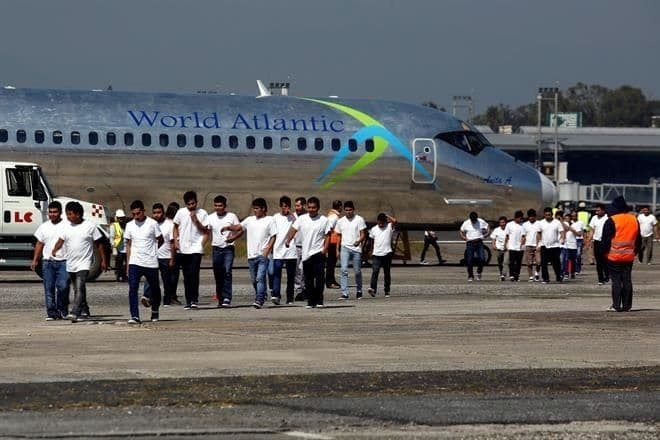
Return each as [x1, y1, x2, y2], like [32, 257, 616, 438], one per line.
[538, 219, 563, 248]
[272, 212, 297, 260]
[156, 218, 174, 260]
[208, 212, 240, 248]
[34, 219, 69, 261]
[173, 207, 209, 254]
[59, 220, 102, 272]
[369, 223, 394, 256]
[291, 213, 331, 261]
[335, 214, 367, 252]
[240, 215, 276, 259]
[589, 214, 609, 241]
[637, 213, 658, 237]
[490, 227, 507, 251]
[125, 217, 162, 268]
[563, 221, 578, 250]
[504, 221, 524, 251]
[522, 220, 540, 246]
[460, 218, 489, 241]
[572, 220, 585, 240]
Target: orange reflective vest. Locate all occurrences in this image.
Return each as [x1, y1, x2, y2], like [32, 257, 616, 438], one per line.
[606, 213, 639, 263]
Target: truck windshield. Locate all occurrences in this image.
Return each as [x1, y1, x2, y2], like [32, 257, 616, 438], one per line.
[35, 167, 55, 199]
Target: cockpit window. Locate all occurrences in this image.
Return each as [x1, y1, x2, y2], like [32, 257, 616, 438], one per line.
[435, 130, 491, 156]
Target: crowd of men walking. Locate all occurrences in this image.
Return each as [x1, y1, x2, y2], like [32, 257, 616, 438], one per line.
[31, 190, 654, 324]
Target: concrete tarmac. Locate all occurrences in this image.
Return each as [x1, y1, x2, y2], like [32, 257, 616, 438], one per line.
[1, 261, 660, 438]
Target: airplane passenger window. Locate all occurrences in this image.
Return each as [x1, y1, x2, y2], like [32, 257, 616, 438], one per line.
[142, 133, 151, 147]
[229, 135, 238, 149]
[314, 138, 324, 151]
[211, 135, 221, 149]
[263, 136, 272, 150]
[280, 137, 290, 150]
[53, 131, 63, 144]
[331, 138, 341, 151]
[194, 135, 204, 148]
[177, 134, 186, 148]
[298, 137, 307, 151]
[365, 139, 374, 152]
[246, 136, 256, 149]
[71, 131, 80, 145]
[88, 131, 98, 145]
[107, 132, 116, 146]
[124, 133, 134, 146]
[17, 130, 27, 143]
[35, 130, 45, 144]
[0, 129, 7, 143]
[159, 134, 169, 147]
[348, 139, 357, 152]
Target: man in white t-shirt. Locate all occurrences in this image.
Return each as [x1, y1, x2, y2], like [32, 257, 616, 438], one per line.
[637, 205, 658, 264]
[285, 196, 332, 308]
[490, 216, 508, 281]
[459, 211, 490, 281]
[536, 207, 565, 283]
[293, 197, 307, 301]
[588, 203, 610, 284]
[51, 201, 107, 323]
[124, 200, 163, 324]
[173, 191, 210, 309]
[335, 201, 368, 299]
[150, 203, 179, 306]
[223, 198, 276, 308]
[31, 201, 70, 320]
[561, 212, 583, 280]
[504, 210, 525, 282]
[368, 213, 397, 297]
[522, 209, 541, 282]
[208, 195, 242, 308]
[270, 196, 298, 305]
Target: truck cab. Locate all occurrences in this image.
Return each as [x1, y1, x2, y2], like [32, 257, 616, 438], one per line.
[0, 162, 110, 279]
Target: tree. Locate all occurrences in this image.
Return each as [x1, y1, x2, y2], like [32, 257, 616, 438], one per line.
[599, 85, 648, 127]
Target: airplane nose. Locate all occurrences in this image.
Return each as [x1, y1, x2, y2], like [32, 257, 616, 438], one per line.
[538, 171, 557, 207]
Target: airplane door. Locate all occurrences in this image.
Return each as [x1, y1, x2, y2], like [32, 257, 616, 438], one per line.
[411, 138, 437, 184]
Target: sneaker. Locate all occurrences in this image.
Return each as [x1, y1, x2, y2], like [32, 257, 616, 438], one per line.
[150, 312, 159, 322]
[468, 277, 474, 282]
[476, 274, 482, 281]
[221, 299, 231, 308]
[271, 296, 281, 305]
[534, 274, 540, 282]
[316, 304, 324, 308]
[80, 311, 90, 318]
[439, 259, 447, 265]
[367, 287, 376, 297]
[252, 302, 263, 309]
[128, 317, 140, 324]
[190, 302, 199, 309]
[66, 314, 78, 323]
[528, 277, 534, 282]
[45, 317, 56, 321]
[420, 260, 429, 265]
[183, 304, 192, 310]
[305, 305, 314, 309]
[338, 295, 349, 300]
[140, 296, 151, 308]
[606, 305, 617, 312]
[500, 275, 505, 281]
[286, 301, 293, 305]
[598, 282, 604, 286]
[384, 292, 391, 298]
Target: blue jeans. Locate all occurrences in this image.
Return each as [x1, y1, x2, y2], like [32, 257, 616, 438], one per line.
[465, 240, 485, 278]
[561, 248, 577, 277]
[212, 246, 235, 303]
[128, 264, 161, 320]
[340, 246, 363, 296]
[272, 258, 297, 302]
[42, 260, 70, 318]
[248, 255, 269, 305]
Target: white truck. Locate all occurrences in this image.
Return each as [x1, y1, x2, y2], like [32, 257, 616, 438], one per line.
[0, 161, 111, 280]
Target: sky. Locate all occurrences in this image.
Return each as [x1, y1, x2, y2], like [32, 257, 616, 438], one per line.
[1, 0, 658, 113]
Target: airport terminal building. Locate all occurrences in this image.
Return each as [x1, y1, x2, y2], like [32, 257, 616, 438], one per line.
[483, 126, 660, 185]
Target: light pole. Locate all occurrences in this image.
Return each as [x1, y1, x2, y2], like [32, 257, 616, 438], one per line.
[537, 86, 560, 181]
[452, 95, 474, 122]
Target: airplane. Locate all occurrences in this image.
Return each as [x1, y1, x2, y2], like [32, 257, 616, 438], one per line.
[0, 82, 555, 231]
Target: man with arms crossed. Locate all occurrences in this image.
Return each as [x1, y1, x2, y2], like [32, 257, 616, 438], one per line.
[208, 195, 242, 308]
[335, 201, 367, 299]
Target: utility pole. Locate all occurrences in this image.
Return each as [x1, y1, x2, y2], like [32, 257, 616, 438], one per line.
[537, 86, 560, 180]
[452, 95, 473, 123]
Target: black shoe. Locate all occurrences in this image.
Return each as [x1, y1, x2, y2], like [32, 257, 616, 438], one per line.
[150, 312, 159, 322]
[171, 298, 182, 306]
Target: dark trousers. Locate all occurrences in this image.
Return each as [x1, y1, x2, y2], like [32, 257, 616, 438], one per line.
[272, 258, 297, 303]
[465, 240, 485, 278]
[303, 252, 326, 307]
[179, 253, 202, 305]
[508, 250, 524, 281]
[212, 246, 235, 303]
[420, 237, 442, 262]
[540, 247, 562, 282]
[114, 252, 127, 281]
[158, 258, 178, 305]
[325, 243, 339, 287]
[608, 261, 633, 311]
[128, 264, 161, 319]
[593, 240, 610, 283]
[370, 252, 392, 294]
